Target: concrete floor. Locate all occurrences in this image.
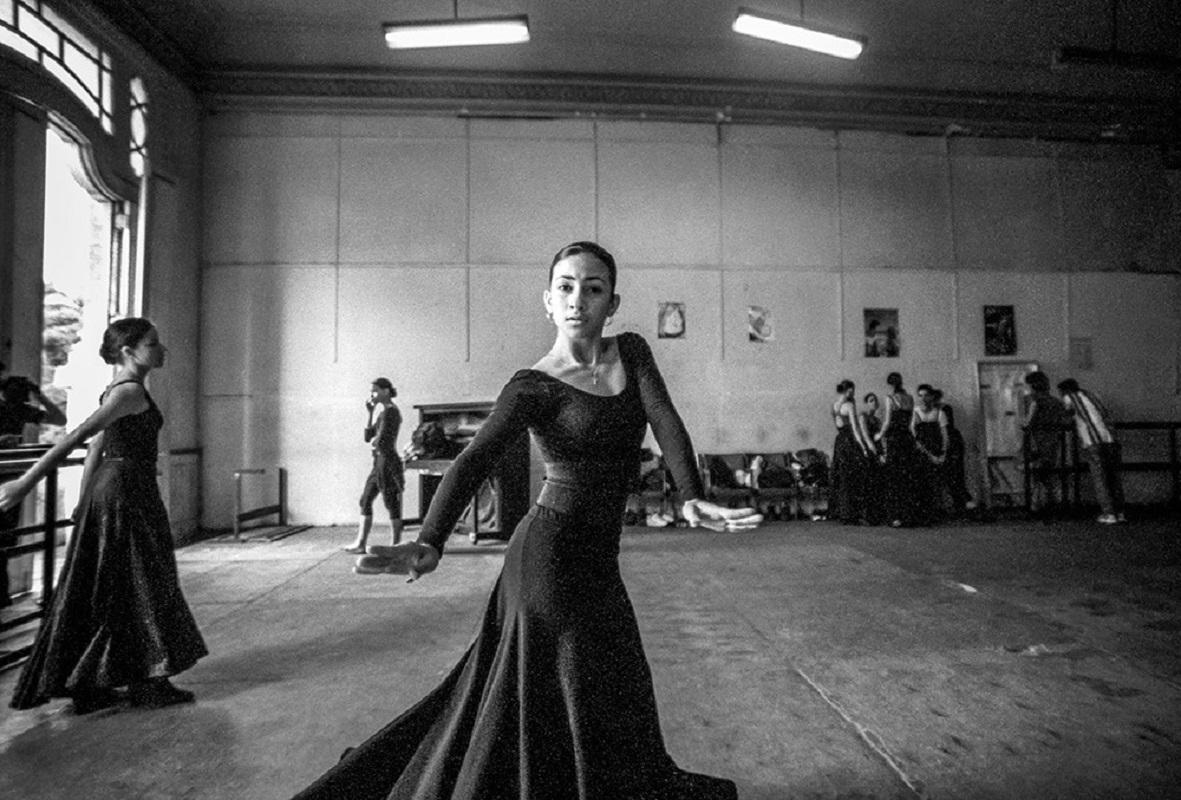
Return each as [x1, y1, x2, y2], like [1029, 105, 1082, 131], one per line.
[1, 514, 1179, 800]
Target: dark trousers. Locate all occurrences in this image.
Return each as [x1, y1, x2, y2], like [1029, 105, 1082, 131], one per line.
[359, 453, 404, 518]
[1083, 442, 1124, 516]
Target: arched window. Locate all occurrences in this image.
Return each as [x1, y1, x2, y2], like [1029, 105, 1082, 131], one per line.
[0, 1, 114, 133]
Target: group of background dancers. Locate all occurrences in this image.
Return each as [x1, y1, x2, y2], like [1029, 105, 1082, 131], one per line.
[830, 371, 973, 527]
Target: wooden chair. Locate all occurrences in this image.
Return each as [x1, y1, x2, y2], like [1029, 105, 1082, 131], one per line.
[698, 453, 755, 508]
[750, 452, 798, 520]
[627, 455, 677, 526]
[791, 449, 831, 520]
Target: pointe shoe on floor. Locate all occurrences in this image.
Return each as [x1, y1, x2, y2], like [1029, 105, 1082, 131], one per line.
[354, 554, 401, 574]
[129, 680, 195, 709]
[341, 545, 366, 554]
[366, 544, 407, 558]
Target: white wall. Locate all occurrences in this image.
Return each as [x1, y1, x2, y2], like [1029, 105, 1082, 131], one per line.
[200, 112, 1181, 528]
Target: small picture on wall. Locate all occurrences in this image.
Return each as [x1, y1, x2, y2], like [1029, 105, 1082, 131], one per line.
[748, 306, 774, 343]
[984, 305, 1017, 356]
[657, 301, 686, 339]
[1070, 337, 1094, 371]
[864, 308, 899, 357]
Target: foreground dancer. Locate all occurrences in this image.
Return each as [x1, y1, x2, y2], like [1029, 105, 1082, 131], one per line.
[298, 241, 760, 800]
[1, 318, 206, 713]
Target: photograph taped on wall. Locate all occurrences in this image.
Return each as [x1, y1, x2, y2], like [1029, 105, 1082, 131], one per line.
[1070, 337, 1094, 371]
[864, 308, 899, 357]
[984, 305, 1017, 356]
[748, 305, 773, 342]
[657, 301, 685, 339]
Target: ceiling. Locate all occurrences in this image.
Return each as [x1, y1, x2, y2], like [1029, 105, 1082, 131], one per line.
[87, 0, 1180, 143]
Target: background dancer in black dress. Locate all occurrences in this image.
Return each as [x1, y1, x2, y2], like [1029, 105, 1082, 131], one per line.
[1, 318, 207, 714]
[911, 383, 949, 524]
[859, 392, 886, 525]
[874, 372, 922, 527]
[829, 380, 873, 525]
[295, 241, 760, 800]
[932, 389, 973, 519]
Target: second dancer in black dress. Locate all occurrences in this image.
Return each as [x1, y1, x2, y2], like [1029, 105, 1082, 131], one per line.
[298, 241, 761, 800]
[1, 318, 206, 714]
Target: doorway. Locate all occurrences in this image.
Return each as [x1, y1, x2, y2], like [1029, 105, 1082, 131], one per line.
[7, 129, 120, 604]
[41, 127, 118, 440]
[977, 361, 1039, 508]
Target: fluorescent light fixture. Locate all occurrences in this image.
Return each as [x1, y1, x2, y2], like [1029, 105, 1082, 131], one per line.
[733, 7, 865, 60]
[384, 15, 530, 49]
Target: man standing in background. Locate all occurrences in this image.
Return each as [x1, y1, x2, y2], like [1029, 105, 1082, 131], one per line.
[1058, 378, 1126, 525]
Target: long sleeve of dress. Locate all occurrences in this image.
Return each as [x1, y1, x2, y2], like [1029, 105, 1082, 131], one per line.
[622, 333, 705, 502]
[417, 375, 548, 555]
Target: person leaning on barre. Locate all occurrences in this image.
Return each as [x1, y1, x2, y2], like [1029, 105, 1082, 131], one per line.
[1, 318, 207, 714]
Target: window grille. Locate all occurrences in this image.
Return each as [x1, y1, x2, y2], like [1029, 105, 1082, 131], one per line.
[129, 75, 147, 176]
[0, 0, 114, 133]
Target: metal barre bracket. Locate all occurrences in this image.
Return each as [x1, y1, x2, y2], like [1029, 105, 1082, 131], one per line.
[232, 467, 289, 541]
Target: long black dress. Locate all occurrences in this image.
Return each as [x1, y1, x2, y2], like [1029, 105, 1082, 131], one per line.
[881, 394, 924, 527]
[911, 408, 946, 524]
[828, 402, 865, 525]
[10, 381, 207, 709]
[859, 412, 886, 525]
[295, 332, 736, 800]
[943, 424, 972, 515]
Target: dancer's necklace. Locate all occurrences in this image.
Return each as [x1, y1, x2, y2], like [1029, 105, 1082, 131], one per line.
[554, 350, 602, 385]
[572, 359, 601, 385]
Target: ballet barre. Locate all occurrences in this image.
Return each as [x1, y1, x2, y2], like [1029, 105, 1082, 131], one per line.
[231, 466, 311, 541]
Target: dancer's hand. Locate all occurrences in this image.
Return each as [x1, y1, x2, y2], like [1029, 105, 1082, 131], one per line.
[406, 542, 440, 581]
[0, 480, 28, 512]
[366, 541, 440, 582]
[682, 500, 763, 532]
